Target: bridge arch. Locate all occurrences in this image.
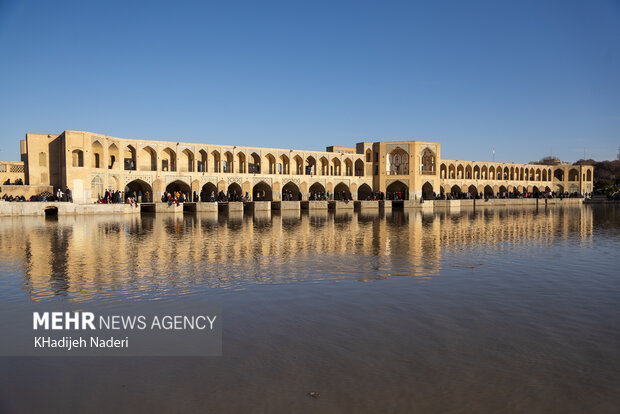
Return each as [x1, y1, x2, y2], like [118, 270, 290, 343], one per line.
[126, 179, 153, 200]
[282, 181, 300, 200]
[253, 181, 272, 201]
[422, 182, 434, 200]
[333, 182, 351, 200]
[358, 183, 372, 200]
[386, 180, 408, 200]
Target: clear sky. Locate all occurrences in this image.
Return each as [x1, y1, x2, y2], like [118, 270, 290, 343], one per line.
[0, 0, 618, 163]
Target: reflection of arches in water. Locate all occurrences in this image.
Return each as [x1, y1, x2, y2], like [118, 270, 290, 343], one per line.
[165, 180, 190, 197]
[333, 183, 351, 200]
[358, 183, 372, 200]
[282, 182, 300, 200]
[422, 182, 434, 200]
[386, 181, 408, 199]
[126, 179, 153, 201]
[253, 181, 272, 201]
[201, 182, 217, 201]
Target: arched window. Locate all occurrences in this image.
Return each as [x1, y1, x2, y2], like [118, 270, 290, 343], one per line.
[91, 176, 103, 199]
[421, 148, 435, 174]
[387, 147, 409, 175]
[72, 150, 84, 167]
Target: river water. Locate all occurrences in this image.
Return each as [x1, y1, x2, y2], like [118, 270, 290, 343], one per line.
[0, 205, 618, 413]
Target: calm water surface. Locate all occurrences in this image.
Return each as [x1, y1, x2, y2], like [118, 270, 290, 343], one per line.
[0, 205, 619, 413]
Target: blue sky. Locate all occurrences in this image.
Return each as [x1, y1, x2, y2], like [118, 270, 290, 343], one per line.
[0, 0, 618, 163]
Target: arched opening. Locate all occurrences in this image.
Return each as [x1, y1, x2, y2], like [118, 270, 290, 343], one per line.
[139, 146, 157, 171]
[499, 185, 507, 196]
[354, 159, 364, 176]
[161, 148, 176, 172]
[282, 182, 300, 200]
[457, 165, 464, 179]
[473, 165, 480, 179]
[422, 182, 434, 200]
[265, 154, 276, 174]
[421, 148, 436, 174]
[197, 149, 208, 172]
[123, 146, 136, 170]
[542, 169, 547, 181]
[126, 179, 153, 201]
[165, 180, 190, 199]
[181, 149, 194, 172]
[44, 206, 58, 218]
[365, 148, 372, 162]
[91, 176, 104, 200]
[440, 163, 447, 178]
[253, 181, 272, 201]
[331, 158, 341, 176]
[293, 155, 303, 175]
[227, 183, 242, 199]
[568, 168, 579, 181]
[222, 151, 233, 173]
[503, 167, 509, 180]
[532, 186, 540, 197]
[249, 153, 261, 173]
[72, 150, 84, 167]
[309, 182, 326, 200]
[344, 159, 353, 176]
[386, 181, 408, 200]
[237, 152, 246, 173]
[554, 169, 564, 181]
[484, 185, 494, 197]
[358, 183, 372, 200]
[108, 144, 119, 169]
[201, 182, 218, 201]
[387, 147, 409, 175]
[586, 170, 591, 181]
[91, 141, 103, 169]
[481, 166, 487, 180]
[465, 165, 472, 179]
[210, 150, 221, 173]
[448, 164, 456, 179]
[450, 185, 462, 196]
[318, 157, 329, 175]
[468, 185, 478, 198]
[279, 154, 290, 175]
[334, 183, 351, 200]
[305, 156, 316, 175]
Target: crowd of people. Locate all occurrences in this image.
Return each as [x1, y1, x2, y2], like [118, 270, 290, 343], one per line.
[0, 186, 72, 203]
[96, 189, 150, 206]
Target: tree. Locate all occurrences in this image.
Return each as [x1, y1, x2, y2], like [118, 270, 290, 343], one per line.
[530, 156, 561, 165]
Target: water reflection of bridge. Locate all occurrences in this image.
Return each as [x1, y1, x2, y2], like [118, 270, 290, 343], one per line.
[0, 205, 593, 300]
